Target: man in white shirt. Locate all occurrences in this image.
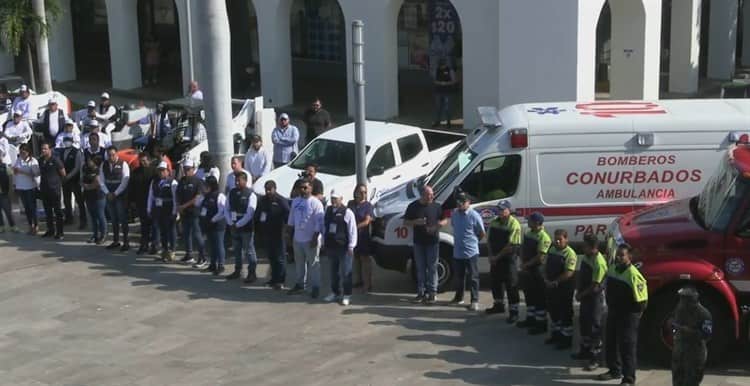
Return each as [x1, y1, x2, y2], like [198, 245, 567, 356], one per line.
[10, 85, 31, 120]
[3, 110, 33, 147]
[188, 81, 203, 100]
[322, 189, 358, 306]
[224, 155, 252, 194]
[36, 97, 67, 144]
[286, 178, 325, 298]
[244, 135, 272, 183]
[55, 118, 81, 149]
[95, 92, 117, 125]
[81, 120, 112, 150]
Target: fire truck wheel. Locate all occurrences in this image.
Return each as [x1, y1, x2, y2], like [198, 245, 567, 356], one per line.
[639, 287, 732, 366]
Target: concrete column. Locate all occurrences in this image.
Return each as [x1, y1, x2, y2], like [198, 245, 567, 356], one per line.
[175, 0, 196, 95]
[669, 0, 701, 93]
[608, 0, 661, 100]
[105, 0, 142, 89]
[0, 51, 14, 76]
[707, 0, 738, 80]
[743, 0, 750, 66]
[340, 0, 400, 120]
[48, 0, 76, 82]
[253, 0, 293, 108]
[576, 0, 606, 101]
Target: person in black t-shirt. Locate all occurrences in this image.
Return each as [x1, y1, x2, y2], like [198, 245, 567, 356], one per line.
[403, 185, 447, 304]
[303, 98, 331, 142]
[255, 180, 290, 289]
[304, 163, 324, 200]
[38, 142, 66, 239]
[176, 158, 206, 267]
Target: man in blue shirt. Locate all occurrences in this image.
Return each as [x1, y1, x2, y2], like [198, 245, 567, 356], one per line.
[450, 191, 486, 311]
[271, 113, 299, 168]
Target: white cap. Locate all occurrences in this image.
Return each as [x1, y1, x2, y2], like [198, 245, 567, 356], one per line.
[330, 189, 343, 199]
[64, 117, 74, 125]
[157, 161, 168, 169]
[87, 100, 96, 108]
[279, 113, 289, 120]
[19, 84, 28, 92]
[48, 97, 58, 104]
[100, 92, 110, 99]
[13, 109, 23, 116]
[183, 158, 195, 168]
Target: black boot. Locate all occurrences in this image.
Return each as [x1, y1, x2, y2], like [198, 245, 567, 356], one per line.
[225, 269, 241, 280]
[244, 271, 257, 284]
[484, 302, 506, 315]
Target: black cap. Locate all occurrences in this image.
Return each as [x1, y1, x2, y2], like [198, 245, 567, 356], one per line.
[455, 192, 469, 204]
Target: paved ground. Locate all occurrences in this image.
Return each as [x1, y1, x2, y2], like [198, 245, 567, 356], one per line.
[1, 228, 749, 386]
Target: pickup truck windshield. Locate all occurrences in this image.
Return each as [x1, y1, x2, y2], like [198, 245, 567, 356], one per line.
[289, 139, 369, 176]
[426, 141, 478, 197]
[696, 158, 749, 231]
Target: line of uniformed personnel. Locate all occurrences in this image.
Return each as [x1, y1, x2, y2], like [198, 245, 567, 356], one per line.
[484, 200, 648, 386]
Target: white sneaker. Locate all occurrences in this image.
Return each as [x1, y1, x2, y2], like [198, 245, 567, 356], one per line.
[468, 302, 480, 311]
[323, 293, 338, 302]
[341, 296, 351, 306]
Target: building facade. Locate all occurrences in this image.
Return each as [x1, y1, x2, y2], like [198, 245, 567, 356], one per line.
[1, 0, 749, 128]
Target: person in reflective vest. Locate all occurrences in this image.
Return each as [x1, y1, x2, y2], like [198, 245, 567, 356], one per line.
[57, 135, 85, 229]
[148, 161, 177, 262]
[485, 200, 522, 322]
[597, 243, 648, 386]
[572, 234, 608, 370]
[100, 146, 130, 251]
[198, 176, 227, 275]
[224, 171, 258, 283]
[517, 211, 551, 334]
[323, 189, 357, 306]
[176, 158, 206, 267]
[543, 229, 577, 349]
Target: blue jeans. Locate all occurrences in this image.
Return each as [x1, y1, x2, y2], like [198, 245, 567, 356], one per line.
[206, 228, 226, 266]
[267, 237, 286, 284]
[292, 240, 321, 290]
[434, 93, 452, 124]
[413, 243, 439, 296]
[329, 248, 353, 296]
[86, 197, 106, 240]
[106, 196, 128, 242]
[17, 189, 37, 227]
[181, 214, 205, 257]
[231, 229, 257, 273]
[453, 255, 480, 303]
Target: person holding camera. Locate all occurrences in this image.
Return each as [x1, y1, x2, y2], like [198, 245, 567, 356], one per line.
[302, 163, 324, 200]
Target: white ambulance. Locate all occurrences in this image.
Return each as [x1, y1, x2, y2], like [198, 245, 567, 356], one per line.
[371, 100, 750, 290]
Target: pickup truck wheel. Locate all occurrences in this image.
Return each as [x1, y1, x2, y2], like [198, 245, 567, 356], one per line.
[640, 288, 732, 366]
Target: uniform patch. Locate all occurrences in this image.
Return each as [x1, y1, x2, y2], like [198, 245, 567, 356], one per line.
[636, 283, 645, 293]
[725, 257, 745, 276]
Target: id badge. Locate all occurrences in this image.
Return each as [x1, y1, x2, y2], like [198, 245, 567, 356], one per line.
[200, 207, 207, 216]
[259, 212, 267, 223]
[328, 223, 337, 234]
[155, 198, 163, 207]
[231, 212, 238, 222]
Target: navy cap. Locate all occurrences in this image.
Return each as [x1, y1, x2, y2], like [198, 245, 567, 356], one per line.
[455, 191, 469, 204]
[527, 211, 544, 224]
[497, 200, 511, 210]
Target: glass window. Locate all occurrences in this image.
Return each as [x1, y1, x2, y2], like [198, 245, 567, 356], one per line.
[461, 155, 522, 203]
[426, 141, 477, 197]
[289, 139, 369, 176]
[397, 134, 423, 163]
[368, 143, 396, 174]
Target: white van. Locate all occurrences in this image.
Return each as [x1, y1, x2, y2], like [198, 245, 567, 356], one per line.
[371, 100, 750, 289]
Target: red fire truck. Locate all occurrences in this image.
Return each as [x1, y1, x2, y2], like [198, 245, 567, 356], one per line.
[609, 143, 750, 364]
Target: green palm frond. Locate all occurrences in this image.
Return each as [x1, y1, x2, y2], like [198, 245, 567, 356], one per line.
[0, 0, 61, 56]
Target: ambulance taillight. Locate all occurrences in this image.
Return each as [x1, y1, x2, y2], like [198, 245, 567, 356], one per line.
[510, 129, 528, 148]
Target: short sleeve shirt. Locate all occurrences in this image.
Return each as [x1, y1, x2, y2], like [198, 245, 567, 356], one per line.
[451, 208, 485, 258]
[404, 200, 444, 245]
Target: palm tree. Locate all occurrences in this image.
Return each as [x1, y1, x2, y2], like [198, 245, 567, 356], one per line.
[0, 0, 60, 91]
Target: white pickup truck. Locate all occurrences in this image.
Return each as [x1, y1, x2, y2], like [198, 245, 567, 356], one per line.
[253, 121, 464, 202]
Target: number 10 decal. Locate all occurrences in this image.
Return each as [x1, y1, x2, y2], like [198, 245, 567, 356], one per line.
[395, 227, 409, 239]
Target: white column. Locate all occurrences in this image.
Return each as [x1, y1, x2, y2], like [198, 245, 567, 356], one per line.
[175, 0, 194, 95]
[105, 0, 142, 89]
[743, 0, 750, 66]
[608, 0, 661, 100]
[341, 1, 400, 120]
[669, 0, 701, 93]
[253, 0, 293, 108]
[48, 0, 76, 82]
[576, 0, 606, 102]
[707, 0, 738, 80]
